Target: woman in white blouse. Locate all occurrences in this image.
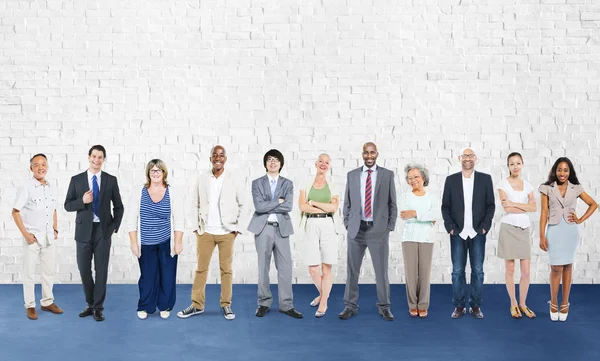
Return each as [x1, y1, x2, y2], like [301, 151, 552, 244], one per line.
[497, 152, 537, 319]
[399, 163, 438, 319]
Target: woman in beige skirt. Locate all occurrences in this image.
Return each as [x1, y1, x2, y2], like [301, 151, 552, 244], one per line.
[298, 153, 341, 318]
[497, 152, 537, 319]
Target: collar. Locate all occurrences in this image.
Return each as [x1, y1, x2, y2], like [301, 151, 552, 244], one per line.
[210, 169, 226, 179]
[31, 177, 49, 188]
[362, 165, 378, 173]
[267, 174, 279, 183]
[87, 169, 102, 180]
[462, 171, 475, 180]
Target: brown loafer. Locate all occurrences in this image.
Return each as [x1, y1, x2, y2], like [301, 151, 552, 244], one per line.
[26, 307, 38, 320]
[418, 309, 428, 319]
[409, 309, 418, 318]
[41, 303, 64, 314]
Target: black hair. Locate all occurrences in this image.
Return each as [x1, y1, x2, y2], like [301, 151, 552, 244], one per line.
[88, 145, 107, 158]
[544, 157, 580, 185]
[263, 149, 284, 172]
[30, 153, 47, 164]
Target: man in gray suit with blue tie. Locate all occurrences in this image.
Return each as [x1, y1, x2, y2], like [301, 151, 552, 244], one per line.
[247, 149, 303, 319]
[339, 142, 398, 321]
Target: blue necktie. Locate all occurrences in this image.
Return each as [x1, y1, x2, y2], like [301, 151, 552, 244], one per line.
[92, 175, 100, 218]
[270, 179, 276, 199]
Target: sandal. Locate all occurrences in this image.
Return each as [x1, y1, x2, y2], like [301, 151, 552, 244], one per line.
[409, 309, 418, 318]
[559, 303, 570, 322]
[519, 305, 536, 319]
[548, 301, 558, 322]
[510, 306, 522, 319]
[418, 309, 428, 319]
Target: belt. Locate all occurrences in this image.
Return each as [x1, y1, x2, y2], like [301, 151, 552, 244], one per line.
[306, 214, 333, 218]
[360, 220, 374, 227]
[267, 221, 279, 227]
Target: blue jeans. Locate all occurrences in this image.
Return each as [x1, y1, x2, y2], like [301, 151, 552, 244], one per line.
[450, 234, 486, 308]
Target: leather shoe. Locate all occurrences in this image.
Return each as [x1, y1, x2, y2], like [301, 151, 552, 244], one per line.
[26, 307, 38, 320]
[338, 307, 357, 320]
[79, 307, 93, 318]
[470, 307, 484, 319]
[379, 308, 394, 321]
[93, 310, 105, 322]
[41, 303, 64, 314]
[255, 306, 269, 317]
[280, 308, 303, 319]
[451, 307, 466, 319]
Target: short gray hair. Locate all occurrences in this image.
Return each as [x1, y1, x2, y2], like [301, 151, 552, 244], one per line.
[404, 163, 429, 187]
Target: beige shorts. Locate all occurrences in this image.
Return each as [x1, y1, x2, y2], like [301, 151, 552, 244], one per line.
[303, 217, 338, 266]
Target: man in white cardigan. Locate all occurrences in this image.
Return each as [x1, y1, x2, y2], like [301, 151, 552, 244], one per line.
[177, 145, 247, 321]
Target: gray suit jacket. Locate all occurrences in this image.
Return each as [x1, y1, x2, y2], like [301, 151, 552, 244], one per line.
[247, 174, 294, 238]
[343, 166, 398, 239]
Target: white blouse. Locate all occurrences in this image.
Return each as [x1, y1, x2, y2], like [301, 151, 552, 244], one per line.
[497, 178, 533, 228]
[398, 191, 439, 243]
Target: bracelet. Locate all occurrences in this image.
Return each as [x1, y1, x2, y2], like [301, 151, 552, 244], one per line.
[308, 200, 313, 206]
[53, 229, 58, 234]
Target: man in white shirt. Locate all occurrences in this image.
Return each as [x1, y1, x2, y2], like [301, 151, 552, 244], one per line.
[12, 153, 64, 320]
[441, 147, 495, 319]
[177, 145, 246, 321]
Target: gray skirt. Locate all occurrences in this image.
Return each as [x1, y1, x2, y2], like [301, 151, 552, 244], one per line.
[497, 223, 531, 260]
[546, 218, 580, 265]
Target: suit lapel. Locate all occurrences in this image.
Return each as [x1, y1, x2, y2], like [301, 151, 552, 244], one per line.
[550, 182, 565, 208]
[99, 172, 108, 206]
[354, 168, 362, 204]
[373, 166, 382, 196]
[274, 176, 284, 199]
[458, 173, 465, 205]
[261, 175, 271, 200]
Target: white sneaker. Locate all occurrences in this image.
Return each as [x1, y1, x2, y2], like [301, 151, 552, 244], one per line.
[137, 311, 148, 320]
[222, 306, 235, 320]
[160, 310, 171, 319]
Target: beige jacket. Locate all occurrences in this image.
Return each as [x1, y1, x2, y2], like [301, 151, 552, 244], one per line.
[194, 169, 247, 235]
[539, 181, 584, 225]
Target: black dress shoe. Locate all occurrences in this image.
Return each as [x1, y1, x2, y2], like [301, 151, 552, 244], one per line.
[378, 308, 394, 321]
[338, 307, 357, 320]
[255, 306, 269, 317]
[79, 307, 93, 318]
[469, 307, 484, 319]
[451, 307, 466, 319]
[280, 308, 303, 319]
[93, 310, 105, 322]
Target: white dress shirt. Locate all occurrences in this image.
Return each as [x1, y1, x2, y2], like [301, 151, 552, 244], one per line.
[205, 173, 230, 235]
[360, 165, 378, 221]
[459, 173, 477, 240]
[268, 175, 279, 223]
[13, 177, 57, 245]
[87, 170, 102, 222]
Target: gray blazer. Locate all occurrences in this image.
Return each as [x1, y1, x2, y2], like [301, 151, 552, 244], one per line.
[539, 181, 584, 225]
[247, 174, 294, 237]
[343, 166, 398, 239]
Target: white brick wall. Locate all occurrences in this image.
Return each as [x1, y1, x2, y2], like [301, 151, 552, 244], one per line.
[1, 0, 599, 285]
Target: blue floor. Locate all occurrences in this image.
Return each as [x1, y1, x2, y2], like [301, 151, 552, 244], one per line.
[2, 284, 599, 361]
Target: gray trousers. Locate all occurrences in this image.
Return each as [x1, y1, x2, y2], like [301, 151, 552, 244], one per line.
[402, 242, 434, 310]
[76, 223, 111, 311]
[344, 224, 390, 311]
[255, 224, 294, 311]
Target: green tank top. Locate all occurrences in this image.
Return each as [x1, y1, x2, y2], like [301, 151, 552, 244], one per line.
[307, 183, 331, 204]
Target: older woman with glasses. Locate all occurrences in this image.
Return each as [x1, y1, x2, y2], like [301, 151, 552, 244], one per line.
[126, 159, 184, 320]
[298, 153, 340, 318]
[399, 163, 438, 318]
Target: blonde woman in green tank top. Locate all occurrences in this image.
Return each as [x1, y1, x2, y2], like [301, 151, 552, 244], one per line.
[298, 154, 341, 318]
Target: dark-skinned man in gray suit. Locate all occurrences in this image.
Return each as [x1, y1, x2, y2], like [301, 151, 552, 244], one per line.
[339, 142, 398, 321]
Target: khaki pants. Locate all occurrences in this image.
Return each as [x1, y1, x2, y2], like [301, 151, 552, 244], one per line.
[402, 242, 434, 310]
[191, 232, 235, 309]
[23, 237, 55, 309]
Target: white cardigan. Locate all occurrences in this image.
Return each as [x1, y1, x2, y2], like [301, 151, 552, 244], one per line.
[126, 185, 185, 258]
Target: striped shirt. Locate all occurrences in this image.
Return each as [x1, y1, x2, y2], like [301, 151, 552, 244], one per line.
[140, 186, 171, 245]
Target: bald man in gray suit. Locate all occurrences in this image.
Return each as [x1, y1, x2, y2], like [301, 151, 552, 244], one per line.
[339, 142, 398, 321]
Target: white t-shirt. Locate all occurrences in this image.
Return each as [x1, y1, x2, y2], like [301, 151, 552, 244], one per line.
[497, 178, 533, 228]
[459, 175, 477, 240]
